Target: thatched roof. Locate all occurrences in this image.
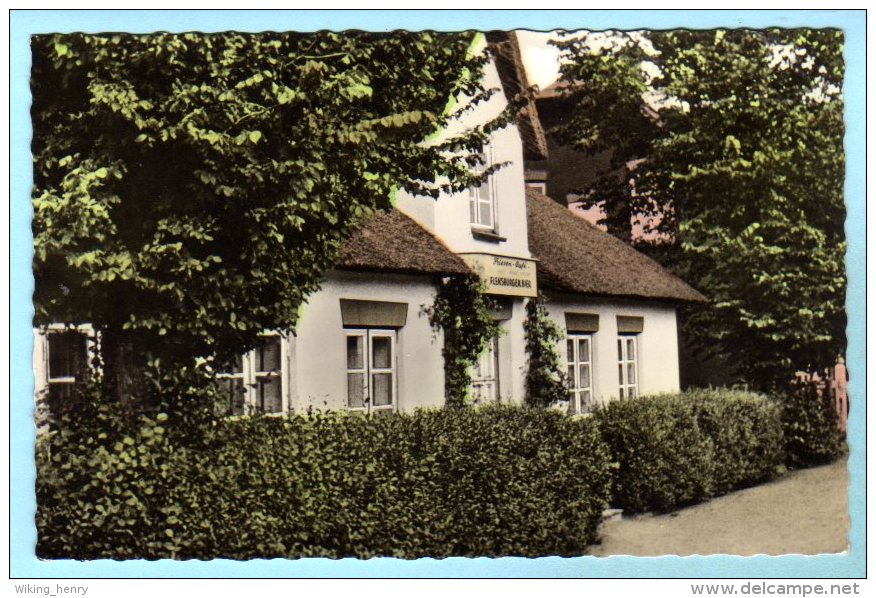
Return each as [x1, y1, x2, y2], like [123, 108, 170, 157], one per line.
[335, 209, 473, 277]
[486, 31, 549, 161]
[526, 188, 707, 303]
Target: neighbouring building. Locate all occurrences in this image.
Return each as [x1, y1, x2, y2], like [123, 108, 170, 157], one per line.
[524, 79, 610, 207]
[524, 80, 671, 243]
[33, 32, 706, 419]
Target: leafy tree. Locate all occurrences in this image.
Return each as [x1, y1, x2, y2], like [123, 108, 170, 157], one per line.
[553, 29, 846, 389]
[550, 32, 663, 242]
[31, 31, 505, 414]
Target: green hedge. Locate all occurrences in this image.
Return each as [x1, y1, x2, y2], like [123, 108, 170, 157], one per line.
[595, 394, 715, 513]
[683, 389, 786, 495]
[37, 404, 612, 559]
[595, 389, 784, 514]
[779, 380, 846, 468]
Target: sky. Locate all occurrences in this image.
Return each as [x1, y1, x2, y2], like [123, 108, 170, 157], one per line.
[515, 30, 562, 90]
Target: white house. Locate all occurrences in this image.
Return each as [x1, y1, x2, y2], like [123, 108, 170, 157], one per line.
[33, 32, 705, 419]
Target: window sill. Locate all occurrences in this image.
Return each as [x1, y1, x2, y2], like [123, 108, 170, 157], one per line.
[471, 229, 507, 243]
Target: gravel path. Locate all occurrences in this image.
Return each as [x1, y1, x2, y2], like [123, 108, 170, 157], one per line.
[589, 459, 849, 556]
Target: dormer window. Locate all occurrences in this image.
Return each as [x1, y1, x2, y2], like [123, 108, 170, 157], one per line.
[526, 181, 547, 194]
[524, 168, 548, 195]
[469, 143, 497, 232]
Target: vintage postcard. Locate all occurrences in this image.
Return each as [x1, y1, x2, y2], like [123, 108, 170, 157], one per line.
[9, 8, 866, 584]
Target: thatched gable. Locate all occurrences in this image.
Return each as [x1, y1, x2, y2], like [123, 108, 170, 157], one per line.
[335, 209, 472, 277]
[486, 31, 549, 161]
[526, 188, 707, 303]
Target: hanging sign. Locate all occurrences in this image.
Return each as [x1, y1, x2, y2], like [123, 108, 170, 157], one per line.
[458, 253, 538, 298]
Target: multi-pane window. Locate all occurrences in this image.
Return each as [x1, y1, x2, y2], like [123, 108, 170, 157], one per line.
[346, 329, 396, 414]
[566, 334, 593, 413]
[254, 338, 283, 413]
[469, 144, 497, 231]
[617, 335, 638, 399]
[218, 335, 285, 415]
[346, 334, 367, 409]
[471, 335, 499, 403]
[217, 354, 247, 415]
[46, 330, 90, 407]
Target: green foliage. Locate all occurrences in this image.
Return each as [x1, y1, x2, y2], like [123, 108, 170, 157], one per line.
[595, 389, 784, 513]
[523, 294, 568, 408]
[39, 344, 224, 436]
[681, 388, 785, 495]
[596, 394, 715, 513]
[31, 31, 500, 373]
[36, 404, 612, 559]
[550, 32, 661, 243]
[554, 29, 846, 389]
[424, 276, 500, 407]
[779, 380, 846, 468]
[36, 406, 183, 559]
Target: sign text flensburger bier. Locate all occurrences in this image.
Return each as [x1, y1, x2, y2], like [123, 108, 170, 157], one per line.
[459, 253, 538, 298]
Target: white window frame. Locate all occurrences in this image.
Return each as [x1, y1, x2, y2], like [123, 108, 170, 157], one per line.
[471, 335, 499, 403]
[618, 334, 639, 399]
[566, 333, 594, 413]
[218, 333, 287, 415]
[526, 181, 547, 194]
[35, 324, 97, 402]
[345, 328, 397, 414]
[252, 334, 285, 413]
[469, 142, 498, 232]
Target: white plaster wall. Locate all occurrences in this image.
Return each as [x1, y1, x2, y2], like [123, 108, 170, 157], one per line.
[432, 123, 531, 260]
[494, 297, 528, 404]
[395, 41, 533, 261]
[394, 192, 435, 233]
[33, 329, 47, 394]
[543, 294, 681, 403]
[293, 272, 533, 412]
[293, 270, 446, 413]
[32, 331, 49, 430]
